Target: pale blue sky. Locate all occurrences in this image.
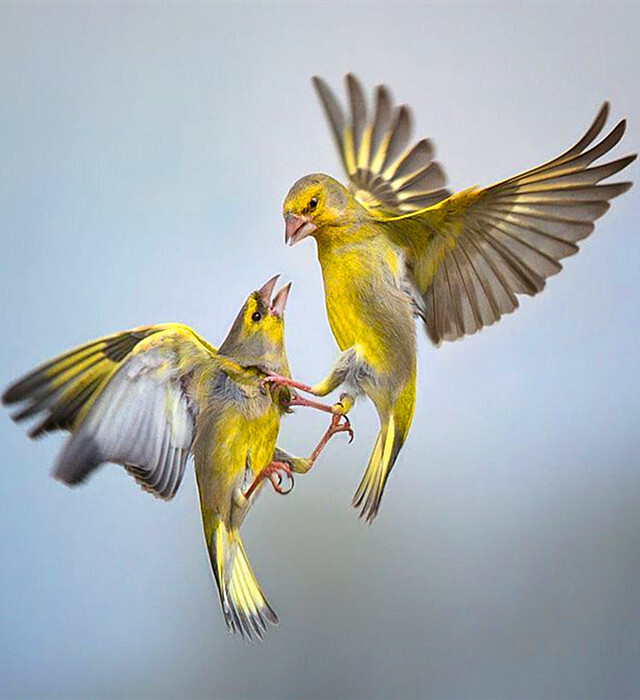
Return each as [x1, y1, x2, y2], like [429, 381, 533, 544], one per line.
[1, 2, 639, 698]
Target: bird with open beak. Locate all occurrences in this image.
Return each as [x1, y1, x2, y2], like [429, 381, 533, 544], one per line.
[2, 275, 351, 640]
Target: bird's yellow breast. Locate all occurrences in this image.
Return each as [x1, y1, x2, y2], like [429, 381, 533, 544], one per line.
[213, 398, 280, 482]
[316, 233, 414, 375]
[194, 380, 282, 526]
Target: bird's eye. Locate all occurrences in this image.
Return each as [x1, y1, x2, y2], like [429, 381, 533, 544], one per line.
[308, 196, 318, 211]
[251, 311, 262, 322]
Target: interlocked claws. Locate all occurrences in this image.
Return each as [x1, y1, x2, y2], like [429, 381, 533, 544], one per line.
[247, 372, 355, 498]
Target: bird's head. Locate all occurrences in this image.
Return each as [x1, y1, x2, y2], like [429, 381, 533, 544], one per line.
[282, 174, 351, 245]
[218, 275, 291, 373]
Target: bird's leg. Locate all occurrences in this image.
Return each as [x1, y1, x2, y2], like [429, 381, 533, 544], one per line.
[286, 391, 355, 440]
[288, 390, 354, 417]
[292, 411, 355, 475]
[310, 412, 354, 460]
[243, 461, 294, 500]
[261, 348, 356, 397]
[261, 373, 314, 394]
[270, 398, 354, 480]
[286, 391, 338, 414]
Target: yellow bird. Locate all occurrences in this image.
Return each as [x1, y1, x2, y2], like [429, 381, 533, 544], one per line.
[2, 276, 346, 640]
[276, 73, 635, 524]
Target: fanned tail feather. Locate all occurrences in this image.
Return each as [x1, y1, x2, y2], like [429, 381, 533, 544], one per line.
[209, 520, 278, 641]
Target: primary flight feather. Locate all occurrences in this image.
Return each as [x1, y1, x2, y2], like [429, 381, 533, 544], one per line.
[277, 73, 635, 524]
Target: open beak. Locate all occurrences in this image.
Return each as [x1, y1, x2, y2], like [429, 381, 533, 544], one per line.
[258, 274, 280, 307]
[284, 213, 317, 246]
[258, 275, 291, 317]
[271, 282, 292, 317]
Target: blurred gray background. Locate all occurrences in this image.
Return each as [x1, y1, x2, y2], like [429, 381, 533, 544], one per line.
[1, 3, 639, 699]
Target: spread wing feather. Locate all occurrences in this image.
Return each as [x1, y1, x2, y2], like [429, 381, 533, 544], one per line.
[3, 325, 216, 499]
[313, 73, 451, 216]
[386, 102, 635, 344]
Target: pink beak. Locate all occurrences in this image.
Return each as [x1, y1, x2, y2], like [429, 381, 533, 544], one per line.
[284, 213, 317, 246]
[257, 274, 291, 317]
[271, 282, 292, 317]
[258, 274, 280, 306]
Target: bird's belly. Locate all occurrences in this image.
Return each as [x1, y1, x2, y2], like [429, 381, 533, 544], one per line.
[245, 406, 280, 475]
[221, 407, 279, 477]
[198, 401, 280, 519]
[322, 265, 415, 378]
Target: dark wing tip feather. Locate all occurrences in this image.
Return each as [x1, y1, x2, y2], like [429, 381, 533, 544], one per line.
[586, 100, 610, 138]
[376, 83, 391, 101]
[597, 101, 610, 125]
[52, 436, 101, 486]
[3, 379, 30, 405]
[611, 181, 634, 198]
[345, 72, 361, 90]
[554, 100, 611, 162]
[314, 73, 450, 215]
[599, 154, 637, 177]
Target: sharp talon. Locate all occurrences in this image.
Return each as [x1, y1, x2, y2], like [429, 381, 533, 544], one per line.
[331, 414, 354, 443]
[267, 462, 294, 495]
[271, 470, 294, 495]
[268, 472, 280, 492]
[283, 472, 294, 494]
[245, 460, 295, 499]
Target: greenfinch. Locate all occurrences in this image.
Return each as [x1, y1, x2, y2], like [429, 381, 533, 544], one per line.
[277, 74, 635, 524]
[2, 275, 346, 640]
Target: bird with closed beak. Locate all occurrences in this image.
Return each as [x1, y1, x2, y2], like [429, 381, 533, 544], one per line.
[274, 73, 635, 524]
[2, 275, 349, 640]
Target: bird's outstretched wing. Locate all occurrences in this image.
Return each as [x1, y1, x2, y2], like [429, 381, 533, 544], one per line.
[313, 73, 450, 216]
[3, 324, 218, 499]
[383, 103, 635, 344]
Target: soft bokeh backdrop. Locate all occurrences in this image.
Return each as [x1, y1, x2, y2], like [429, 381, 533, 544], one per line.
[1, 3, 639, 698]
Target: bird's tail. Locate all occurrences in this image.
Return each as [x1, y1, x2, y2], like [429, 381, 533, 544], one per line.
[206, 518, 278, 641]
[352, 377, 415, 524]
